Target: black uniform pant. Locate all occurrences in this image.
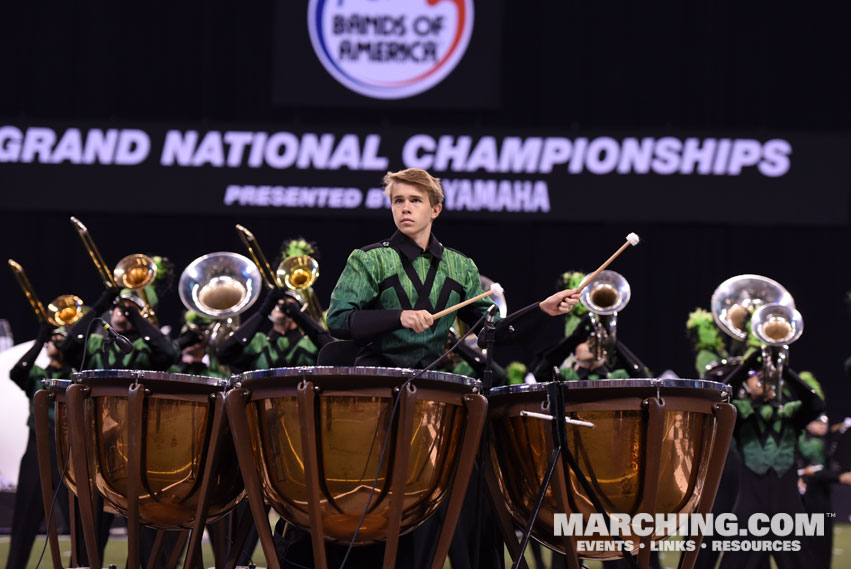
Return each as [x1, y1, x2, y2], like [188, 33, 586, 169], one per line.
[5, 426, 70, 569]
[694, 446, 742, 569]
[802, 482, 833, 569]
[718, 467, 811, 569]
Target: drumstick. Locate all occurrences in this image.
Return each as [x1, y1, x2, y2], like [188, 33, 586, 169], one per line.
[576, 233, 640, 293]
[431, 283, 503, 320]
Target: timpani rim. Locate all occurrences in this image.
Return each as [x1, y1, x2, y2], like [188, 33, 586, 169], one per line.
[490, 378, 729, 396]
[238, 365, 482, 389]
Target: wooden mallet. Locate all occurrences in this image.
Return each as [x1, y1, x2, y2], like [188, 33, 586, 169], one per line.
[431, 282, 504, 321]
[576, 232, 641, 293]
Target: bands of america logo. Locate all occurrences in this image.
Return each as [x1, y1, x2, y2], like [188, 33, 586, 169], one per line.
[307, 0, 474, 100]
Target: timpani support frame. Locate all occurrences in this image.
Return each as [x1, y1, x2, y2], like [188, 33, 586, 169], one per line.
[225, 375, 488, 569]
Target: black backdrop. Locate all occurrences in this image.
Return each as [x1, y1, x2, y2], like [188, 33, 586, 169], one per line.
[2, 1, 850, 416]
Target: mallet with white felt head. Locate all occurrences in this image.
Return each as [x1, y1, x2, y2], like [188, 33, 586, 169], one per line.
[577, 233, 640, 293]
[431, 282, 504, 321]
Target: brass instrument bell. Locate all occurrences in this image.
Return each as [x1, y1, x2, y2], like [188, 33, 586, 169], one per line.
[47, 295, 85, 327]
[179, 252, 262, 319]
[710, 274, 793, 341]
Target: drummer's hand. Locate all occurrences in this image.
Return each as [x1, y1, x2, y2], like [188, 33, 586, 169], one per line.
[539, 289, 581, 316]
[401, 310, 434, 333]
[801, 465, 819, 477]
[840, 472, 851, 485]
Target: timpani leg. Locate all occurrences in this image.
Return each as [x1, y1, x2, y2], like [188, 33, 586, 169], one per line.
[34, 390, 63, 569]
[296, 381, 328, 569]
[430, 393, 490, 569]
[382, 384, 416, 569]
[164, 530, 190, 569]
[637, 397, 666, 569]
[127, 383, 146, 569]
[482, 459, 530, 569]
[67, 383, 101, 569]
[678, 402, 737, 569]
[185, 393, 226, 569]
[224, 388, 283, 569]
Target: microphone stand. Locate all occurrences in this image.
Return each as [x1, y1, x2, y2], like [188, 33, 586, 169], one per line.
[480, 305, 497, 395]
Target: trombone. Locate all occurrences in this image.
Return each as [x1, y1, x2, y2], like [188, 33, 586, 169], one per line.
[8, 259, 85, 327]
[70, 217, 158, 321]
[236, 225, 326, 327]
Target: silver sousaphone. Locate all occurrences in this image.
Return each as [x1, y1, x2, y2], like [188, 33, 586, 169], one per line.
[751, 302, 804, 401]
[580, 270, 631, 367]
[710, 274, 802, 400]
[178, 252, 263, 346]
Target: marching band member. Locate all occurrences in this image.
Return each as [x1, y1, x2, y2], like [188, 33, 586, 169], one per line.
[797, 406, 851, 569]
[217, 233, 332, 373]
[326, 168, 581, 369]
[529, 271, 651, 382]
[169, 311, 228, 378]
[320, 168, 580, 569]
[60, 288, 177, 372]
[5, 324, 72, 569]
[60, 279, 178, 567]
[216, 288, 332, 372]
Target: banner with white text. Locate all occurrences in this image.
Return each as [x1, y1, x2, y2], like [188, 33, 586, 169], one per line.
[1, 123, 848, 225]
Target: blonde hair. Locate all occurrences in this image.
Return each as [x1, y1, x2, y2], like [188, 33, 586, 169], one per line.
[383, 168, 444, 207]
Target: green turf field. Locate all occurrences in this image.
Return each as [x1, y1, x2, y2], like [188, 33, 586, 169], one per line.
[2, 525, 850, 569]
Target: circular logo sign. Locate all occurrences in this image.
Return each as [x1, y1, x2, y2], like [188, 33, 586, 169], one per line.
[307, 0, 474, 100]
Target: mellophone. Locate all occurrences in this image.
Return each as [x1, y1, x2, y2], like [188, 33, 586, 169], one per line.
[34, 368, 735, 569]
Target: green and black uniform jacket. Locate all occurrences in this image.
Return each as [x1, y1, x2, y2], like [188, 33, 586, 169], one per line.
[10, 333, 72, 429]
[61, 298, 177, 371]
[217, 288, 325, 372]
[730, 368, 825, 477]
[218, 328, 318, 372]
[327, 231, 547, 369]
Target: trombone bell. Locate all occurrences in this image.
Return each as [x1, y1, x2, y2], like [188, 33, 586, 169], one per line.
[276, 255, 319, 290]
[48, 295, 85, 327]
[114, 254, 157, 290]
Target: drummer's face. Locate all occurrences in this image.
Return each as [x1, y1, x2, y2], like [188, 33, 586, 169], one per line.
[391, 183, 441, 241]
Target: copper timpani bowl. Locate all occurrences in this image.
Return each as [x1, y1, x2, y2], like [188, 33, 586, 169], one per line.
[487, 378, 731, 560]
[235, 366, 482, 543]
[73, 369, 244, 529]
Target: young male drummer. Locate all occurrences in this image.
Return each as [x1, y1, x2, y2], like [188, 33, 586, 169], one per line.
[320, 168, 580, 569]
[327, 167, 581, 369]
